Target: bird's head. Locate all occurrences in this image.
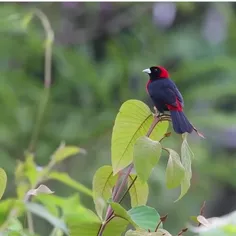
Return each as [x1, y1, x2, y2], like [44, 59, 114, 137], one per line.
[142, 66, 169, 80]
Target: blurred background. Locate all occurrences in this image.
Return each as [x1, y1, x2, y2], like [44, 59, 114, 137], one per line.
[1, 2, 236, 235]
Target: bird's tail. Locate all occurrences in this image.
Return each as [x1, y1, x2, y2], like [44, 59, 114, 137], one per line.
[170, 110, 193, 134]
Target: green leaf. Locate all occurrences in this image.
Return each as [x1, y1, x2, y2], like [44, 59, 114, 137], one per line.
[48, 172, 92, 197]
[66, 209, 101, 236]
[165, 148, 185, 189]
[125, 229, 172, 236]
[128, 174, 149, 207]
[175, 133, 194, 201]
[103, 216, 129, 236]
[7, 218, 23, 232]
[133, 136, 162, 182]
[128, 205, 161, 232]
[92, 165, 118, 220]
[111, 100, 169, 174]
[52, 144, 86, 164]
[15, 153, 38, 187]
[26, 202, 68, 235]
[110, 202, 133, 224]
[0, 168, 7, 200]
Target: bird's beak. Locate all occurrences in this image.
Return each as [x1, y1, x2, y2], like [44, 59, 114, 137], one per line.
[142, 68, 151, 74]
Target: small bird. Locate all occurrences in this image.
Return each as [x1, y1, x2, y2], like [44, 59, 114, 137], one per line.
[143, 66, 203, 137]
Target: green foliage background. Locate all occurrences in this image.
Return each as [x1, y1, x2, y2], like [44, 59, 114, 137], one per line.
[1, 2, 236, 235]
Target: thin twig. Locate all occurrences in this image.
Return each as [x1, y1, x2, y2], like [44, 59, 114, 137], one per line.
[28, 9, 54, 153]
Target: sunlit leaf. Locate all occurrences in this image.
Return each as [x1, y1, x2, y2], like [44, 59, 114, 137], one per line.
[93, 165, 118, 219]
[165, 148, 185, 189]
[103, 216, 129, 236]
[133, 136, 162, 183]
[0, 168, 7, 200]
[110, 202, 133, 225]
[111, 100, 169, 174]
[128, 205, 161, 232]
[26, 202, 68, 235]
[128, 174, 149, 207]
[176, 133, 193, 201]
[52, 144, 86, 164]
[48, 172, 92, 197]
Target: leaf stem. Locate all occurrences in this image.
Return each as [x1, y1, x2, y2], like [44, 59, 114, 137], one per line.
[98, 115, 167, 236]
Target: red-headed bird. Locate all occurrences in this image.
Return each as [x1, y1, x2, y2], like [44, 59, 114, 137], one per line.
[143, 66, 203, 136]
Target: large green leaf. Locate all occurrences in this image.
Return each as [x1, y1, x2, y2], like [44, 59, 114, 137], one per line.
[0, 168, 7, 200]
[165, 148, 185, 189]
[52, 144, 86, 164]
[176, 133, 194, 201]
[128, 205, 161, 232]
[128, 174, 149, 207]
[111, 100, 169, 174]
[133, 136, 162, 183]
[26, 202, 68, 235]
[48, 172, 92, 197]
[92, 165, 118, 219]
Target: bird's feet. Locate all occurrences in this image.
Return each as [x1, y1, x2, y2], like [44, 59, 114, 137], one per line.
[153, 106, 164, 118]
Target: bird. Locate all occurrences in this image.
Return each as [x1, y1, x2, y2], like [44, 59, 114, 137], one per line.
[142, 66, 204, 137]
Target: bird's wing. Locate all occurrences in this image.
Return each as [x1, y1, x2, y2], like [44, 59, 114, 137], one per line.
[162, 81, 184, 109]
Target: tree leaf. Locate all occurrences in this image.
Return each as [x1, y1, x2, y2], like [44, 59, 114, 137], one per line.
[110, 202, 134, 225]
[125, 229, 172, 236]
[48, 172, 92, 197]
[26, 184, 54, 198]
[26, 202, 68, 235]
[92, 165, 118, 220]
[128, 174, 149, 207]
[175, 133, 194, 201]
[52, 143, 86, 164]
[165, 148, 185, 189]
[0, 168, 7, 200]
[15, 153, 38, 187]
[103, 216, 129, 236]
[111, 99, 169, 175]
[133, 136, 162, 183]
[128, 205, 161, 232]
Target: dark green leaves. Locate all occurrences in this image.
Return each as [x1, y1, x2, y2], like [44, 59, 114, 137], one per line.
[133, 136, 162, 183]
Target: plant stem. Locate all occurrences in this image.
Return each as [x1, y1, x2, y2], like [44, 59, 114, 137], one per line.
[98, 115, 168, 236]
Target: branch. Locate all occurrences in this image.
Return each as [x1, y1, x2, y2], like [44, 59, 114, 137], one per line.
[98, 115, 170, 236]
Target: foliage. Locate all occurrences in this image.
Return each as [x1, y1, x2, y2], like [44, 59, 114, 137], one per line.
[0, 2, 236, 236]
